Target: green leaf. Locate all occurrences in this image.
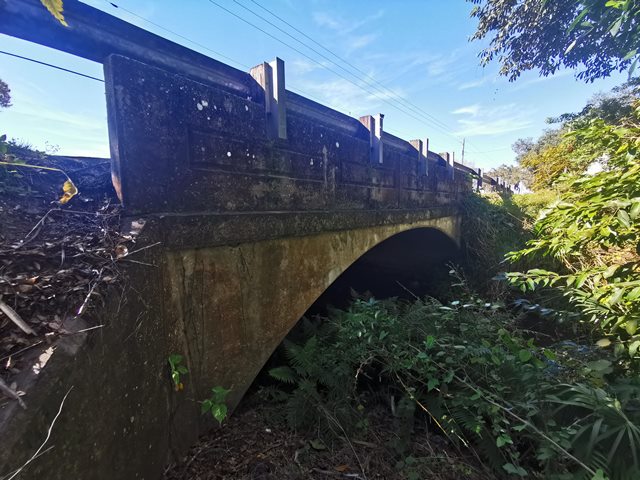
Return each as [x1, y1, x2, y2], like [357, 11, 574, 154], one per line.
[424, 335, 436, 349]
[211, 386, 230, 398]
[609, 17, 623, 37]
[211, 403, 228, 424]
[201, 399, 212, 414]
[502, 463, 527, 476]
[568, 7, 590, 33]
[591, 468, 609, 480]
[309, 439, 327, 450]
[496, 434, 513, 447]
[625, 319, 638, 336]
[629, 340, 640, 357]
[627, 286, 640, 301]
[586, 359, 613, 372]
[617, 209, 631, 228]
[427, 378, 439, 392]
[608, 288, 624, 305]
[518, 349, 532, 362]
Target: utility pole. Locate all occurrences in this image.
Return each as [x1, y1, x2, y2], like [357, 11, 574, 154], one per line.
[461, 138, 465, 165]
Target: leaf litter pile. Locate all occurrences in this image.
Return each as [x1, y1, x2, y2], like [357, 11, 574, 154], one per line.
[0, 149, 139, 404]
[163, 395, 488, 480]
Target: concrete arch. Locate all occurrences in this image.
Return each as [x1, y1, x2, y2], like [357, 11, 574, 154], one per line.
[163, 214, 461, 414]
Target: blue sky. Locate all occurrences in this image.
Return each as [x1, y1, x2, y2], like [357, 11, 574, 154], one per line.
[0, 0, 627, 169]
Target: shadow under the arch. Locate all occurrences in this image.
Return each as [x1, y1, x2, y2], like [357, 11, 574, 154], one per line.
[306, 226, 462, 316]
[249, 226, 461, 392]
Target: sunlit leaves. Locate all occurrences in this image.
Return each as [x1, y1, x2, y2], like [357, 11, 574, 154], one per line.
[506, 103, 640, 359]
[469, 0, 640, 82]
[40, 0, 68, 27]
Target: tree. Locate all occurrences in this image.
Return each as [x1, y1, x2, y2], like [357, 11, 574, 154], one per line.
[487, 164, 533, 188]
[469, 0, 640, 82]
[0, 79, 11, 109]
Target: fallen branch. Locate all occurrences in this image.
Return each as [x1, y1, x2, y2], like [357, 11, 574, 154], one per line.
[0, 377, 26, 409]
[0, 299, 35, 335]
[3, 386, 74, 480]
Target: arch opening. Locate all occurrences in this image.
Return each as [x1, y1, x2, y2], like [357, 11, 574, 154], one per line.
[247, 226, 460, 393]
[307, 226, 461, 315]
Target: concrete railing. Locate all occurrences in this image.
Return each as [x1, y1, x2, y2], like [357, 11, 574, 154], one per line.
[0, 0, 509, 209]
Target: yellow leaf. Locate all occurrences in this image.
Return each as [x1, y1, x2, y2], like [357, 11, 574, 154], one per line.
[40, 0, 69, 27]
[59, 178, 78, 204]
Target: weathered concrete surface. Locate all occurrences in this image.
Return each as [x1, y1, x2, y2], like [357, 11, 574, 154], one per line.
[0, 6, 478, 478]
[163, 216, 460, 410]
[0, 216, 459, 480]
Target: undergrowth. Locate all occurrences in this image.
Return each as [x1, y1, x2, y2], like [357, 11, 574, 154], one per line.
[262, 279, 640, 480]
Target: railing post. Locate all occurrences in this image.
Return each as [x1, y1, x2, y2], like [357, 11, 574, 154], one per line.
[450, 152, 455, 179]
[250, 57, 287, 140]
[250, 61, 274, 134]
[440, 152, 454, 179]
[411, 138, 429, 176]
[269, 57, 287, 140]
[359, 113, 384, 164]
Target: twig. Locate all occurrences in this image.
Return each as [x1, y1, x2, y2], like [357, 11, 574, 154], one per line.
[0, 340, 44, 364]
[318, 405, 368, 480]
[76, 269, 103, 316]
[446, 368, 598, 478]
[0, 377, 26, 409]
[4, 386, 74, 480]
[0, 446, 55, 480]
[395, 281, 420, 300]
[0, 298, 35, 335]
[72, 324, 104, 334]
[121, 241, 162, 258]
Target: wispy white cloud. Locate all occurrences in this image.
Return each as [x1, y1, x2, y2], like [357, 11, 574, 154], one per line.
[312, 9, 384, 34]
[457, 76, 495, 90]
[294, 75, 404, 116]
[452, 104, 481, 116]
[347, 33, 378, 52]
[8, 89, 109, 156]
[452, 103, 533, 137]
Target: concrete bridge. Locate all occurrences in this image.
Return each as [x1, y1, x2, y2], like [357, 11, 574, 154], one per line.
[0, 2, 507, 478]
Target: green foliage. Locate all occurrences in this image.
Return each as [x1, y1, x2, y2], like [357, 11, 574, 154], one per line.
[168, 354, 188, 392]
[469, 0, 640, 82]
[460, 192, 536, 293]
[201, 386, 231, 425]
[0, 79, 11, 109]
[267, 289, 640, 479]
[487, 164, 533, 189]
[515, 81, 640, 191]
[506, 103, 640, 360]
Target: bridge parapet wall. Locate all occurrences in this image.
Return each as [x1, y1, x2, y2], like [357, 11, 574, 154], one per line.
[106, 55, 475, 218]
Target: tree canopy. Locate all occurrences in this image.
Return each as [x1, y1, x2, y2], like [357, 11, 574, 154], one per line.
[511, 80, 639, 190]
[0, 79, 11, 109]
[469, 0, 640, 82]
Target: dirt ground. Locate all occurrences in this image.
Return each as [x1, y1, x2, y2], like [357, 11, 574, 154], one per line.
[0, 151, 129, 387]
[163, 394, 490, 480]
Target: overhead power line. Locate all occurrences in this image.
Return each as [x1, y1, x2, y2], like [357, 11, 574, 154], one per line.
[0, 50, 104, 82]
[104, 1, 252, 70]
[234, 0, 452, 133]
[206, 0, 463, 140]
[245, 0, 454, 133]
